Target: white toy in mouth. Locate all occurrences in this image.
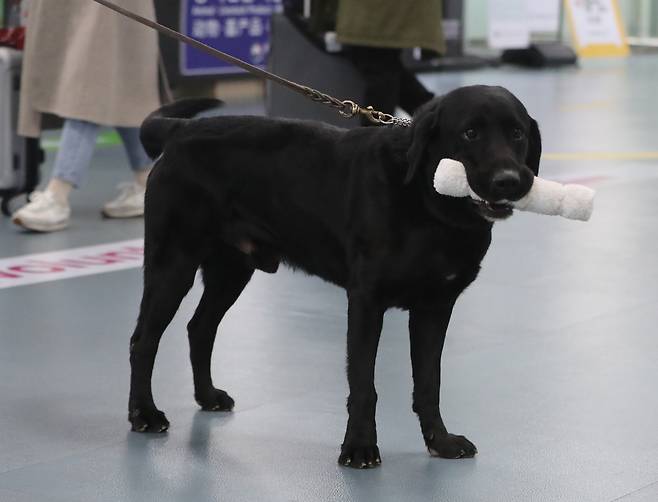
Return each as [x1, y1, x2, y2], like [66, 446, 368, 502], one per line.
[433, 159, 595, 222]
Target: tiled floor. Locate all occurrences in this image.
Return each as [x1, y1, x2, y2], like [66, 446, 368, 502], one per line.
[2, 55, 658, 501]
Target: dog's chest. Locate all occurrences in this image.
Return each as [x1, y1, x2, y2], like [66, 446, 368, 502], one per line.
[411, 247, 478, 286]
[383, 227, 491, 306]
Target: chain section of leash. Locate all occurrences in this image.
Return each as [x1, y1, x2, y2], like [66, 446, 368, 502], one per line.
[361, 107, 413, 127]
[302, 87, 412, 127]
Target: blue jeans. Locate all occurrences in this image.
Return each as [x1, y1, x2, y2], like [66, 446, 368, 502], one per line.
[52, 119, 151, 188]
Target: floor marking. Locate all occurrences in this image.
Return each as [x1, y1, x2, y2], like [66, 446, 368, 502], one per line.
[0, 239, 144, 290]
[543, 152, 658, 161]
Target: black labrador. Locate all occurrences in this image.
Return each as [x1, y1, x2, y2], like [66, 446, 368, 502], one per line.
[128, 85, 541, 468]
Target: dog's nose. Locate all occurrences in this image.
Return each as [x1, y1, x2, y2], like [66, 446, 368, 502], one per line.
[491, 170, 521, 198]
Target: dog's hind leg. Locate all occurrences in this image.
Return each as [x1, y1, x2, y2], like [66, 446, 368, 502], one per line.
[188, 246, 254, 411]
[128, 242, 201, 433]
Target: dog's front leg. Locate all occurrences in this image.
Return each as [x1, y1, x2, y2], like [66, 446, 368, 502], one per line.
[338, 292, 385, 469]
[409, 302, 478, 459]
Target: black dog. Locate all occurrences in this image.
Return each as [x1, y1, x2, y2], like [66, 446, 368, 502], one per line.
[128, 85, 541, 468]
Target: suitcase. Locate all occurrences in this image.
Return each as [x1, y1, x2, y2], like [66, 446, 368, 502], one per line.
[0, 47, 43, 216]
[1, 0, 26, 49]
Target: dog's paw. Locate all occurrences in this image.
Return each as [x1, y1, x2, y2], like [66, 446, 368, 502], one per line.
[195, 388, 235, 412]
[426, 432, 477, 459]
[129, 407, 170, 433]
[338, 444, 382, 469]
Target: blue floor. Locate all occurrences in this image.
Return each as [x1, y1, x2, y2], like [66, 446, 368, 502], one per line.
[2, 56, 658, 501]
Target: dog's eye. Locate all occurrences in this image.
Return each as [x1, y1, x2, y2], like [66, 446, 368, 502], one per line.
[512, 128, 525, 141]
[463, 129, 479, 141]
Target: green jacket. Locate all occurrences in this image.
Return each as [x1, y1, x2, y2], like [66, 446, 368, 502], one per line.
[310, 0, 445, 54]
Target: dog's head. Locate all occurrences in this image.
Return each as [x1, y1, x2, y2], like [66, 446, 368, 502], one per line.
[406, 85, 541, 223]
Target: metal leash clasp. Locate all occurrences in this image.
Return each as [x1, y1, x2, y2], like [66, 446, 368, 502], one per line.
[339, 101, 412, 127]
[363, 106, 396, 125]
[363, 106, 413, 127]
[339, 100, 360, 118]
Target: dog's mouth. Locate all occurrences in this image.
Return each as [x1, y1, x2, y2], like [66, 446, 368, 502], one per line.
[470, 199, 514, 221]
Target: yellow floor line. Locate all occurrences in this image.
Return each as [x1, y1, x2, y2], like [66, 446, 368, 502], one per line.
[543, 152, 658, 161]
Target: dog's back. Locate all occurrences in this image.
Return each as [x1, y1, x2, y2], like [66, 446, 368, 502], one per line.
[141, 101, 385, 285]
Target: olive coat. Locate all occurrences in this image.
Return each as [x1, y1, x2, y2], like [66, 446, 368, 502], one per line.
[311, 0, 445, 53]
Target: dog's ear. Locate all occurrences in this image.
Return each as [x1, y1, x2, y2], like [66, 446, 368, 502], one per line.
[526, 117, 541, 175]
[405, 99, 442, 185]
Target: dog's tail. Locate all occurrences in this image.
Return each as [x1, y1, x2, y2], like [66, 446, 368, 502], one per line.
[140, 98, 223, 159]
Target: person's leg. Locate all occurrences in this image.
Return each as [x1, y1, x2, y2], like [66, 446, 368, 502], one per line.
[50, 119, 101, 192]
[101, 127, 152, 218]
[344, 46, 402, 125]
[12, 119, 100, 232]
[116, 126, 152, 186]
[398, 66, 435, 116]
[345, 45, 434, 119]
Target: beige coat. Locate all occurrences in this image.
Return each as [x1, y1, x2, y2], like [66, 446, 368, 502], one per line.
[19, 0, 160, 137]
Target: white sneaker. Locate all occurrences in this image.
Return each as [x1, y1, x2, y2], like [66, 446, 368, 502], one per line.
[12, 191, 71, 232]
[102, 182, 145, 218]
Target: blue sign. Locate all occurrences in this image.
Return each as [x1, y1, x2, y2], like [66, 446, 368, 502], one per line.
[180, 0, 283, 76]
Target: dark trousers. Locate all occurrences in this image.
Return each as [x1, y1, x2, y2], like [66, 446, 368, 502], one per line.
[344, 46, 435, 124]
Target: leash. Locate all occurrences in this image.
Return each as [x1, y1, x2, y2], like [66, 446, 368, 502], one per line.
[90, 0, 412, 127]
